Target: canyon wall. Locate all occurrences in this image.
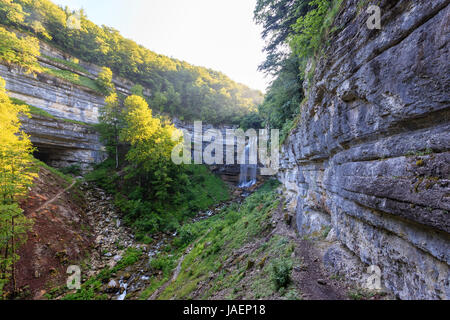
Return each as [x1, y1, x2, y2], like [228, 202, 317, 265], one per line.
[0, 64, 103, 124]
[0, 38, 127, 170]
[0, 62, 107, 170]
[278, 0, 449, 299]
[21, 114, 106, 171]
[173, 119, 242, 184]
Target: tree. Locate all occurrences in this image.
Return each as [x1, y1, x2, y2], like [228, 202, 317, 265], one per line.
[0, 0, 27, 25]
[0, 27, 41, 74]
[258, 55, 303, 130]
[0, 0, 262, 125]
[120, 95, 184, 204]
[130, 84, 144, 97]
[290, 0, 332, 59]
[0, 76, 36, 297]
[98, 92, 122, 168]
[120, 95, 179, 170]
[96, 66, 115, 95]
[254, 0, 310, 75]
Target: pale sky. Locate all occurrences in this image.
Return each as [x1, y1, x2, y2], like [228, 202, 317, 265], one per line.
[52, 0, 270, 92]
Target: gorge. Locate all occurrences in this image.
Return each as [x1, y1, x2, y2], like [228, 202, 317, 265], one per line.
[0, 0, 448, 301]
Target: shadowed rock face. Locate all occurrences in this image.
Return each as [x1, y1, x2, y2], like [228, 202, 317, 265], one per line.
[173, 120, 244, 184]
[21, 114, 106, 171]
[279, 0, 449, 299]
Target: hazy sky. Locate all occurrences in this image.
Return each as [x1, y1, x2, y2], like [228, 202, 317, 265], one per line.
[52, 0, 270, 92]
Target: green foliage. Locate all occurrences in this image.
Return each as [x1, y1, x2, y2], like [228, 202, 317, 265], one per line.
[151, 179, 284, 299]
[258, 56, 304, 132]
[42, 54, 89, 74]
[0, 26, 41, 73]
[96, 66, 115, 95]
[239, 112, 264, 131]
[254, 0, 311, 75]
[150, 255, 176, 276]
[33, 159, 73, 185]
[255, 0, 342, 144]
[90, 94, 230, 239]
[63, 248, 142, 300]
[0, 77, 36, 297]
[0, 0, 263, 124]
[254, 1, 310, 143]
[0, 0, 27, 25]
[114, 247, 142, 270]
[43, 67, 102, 93]
[290, 0, 332, 59]
[130, 84, 144, 97]
[60, 164, 82, 176]
[270, 258, 293, 290]
[84, 159, 117, 193]
[97, 93, 122, 168]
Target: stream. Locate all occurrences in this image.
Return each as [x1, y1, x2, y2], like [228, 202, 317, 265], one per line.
[82, 179, 261, 300]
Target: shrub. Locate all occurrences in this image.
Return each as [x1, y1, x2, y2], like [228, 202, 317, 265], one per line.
[173, 224, 197, 248]
[60, 164, 82, 176]
[96, 67, 115, 95]
[150, 255, 176, 276]
[270, 258, 293, 290]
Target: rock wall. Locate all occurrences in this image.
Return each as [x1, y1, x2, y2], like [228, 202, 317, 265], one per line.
[0, 29, 160, 170]
[1, 64, 104, 124]
[21, 114, 106, 171]
[0, 61, 107, 170]
[278, 0, 449, 299]
[173, 119, 242, 184]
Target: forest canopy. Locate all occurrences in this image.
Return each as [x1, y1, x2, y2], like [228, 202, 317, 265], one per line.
[0, 0, 263, 125]
[255, 0, 342, 140]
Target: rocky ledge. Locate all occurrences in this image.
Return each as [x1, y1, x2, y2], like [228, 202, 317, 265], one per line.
[21, 114, 106, 171]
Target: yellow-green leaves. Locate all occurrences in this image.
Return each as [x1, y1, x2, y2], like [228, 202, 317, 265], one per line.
[0, 76, 36, 297]
[120, 95, 180, 171]
[96, 66, 115, 95]
[0, 27, 41, 74]
[0, 76, 37, 202]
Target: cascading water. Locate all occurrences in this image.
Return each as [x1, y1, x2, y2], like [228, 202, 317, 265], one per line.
[238, 138, 257, 188]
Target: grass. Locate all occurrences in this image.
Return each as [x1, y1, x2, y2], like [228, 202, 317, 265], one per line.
[10, 97, 91, 126]
[42, 55, 89, 74]
[405, 148, 434, 157]
[43, 67, 103, 94]
[270, 257, 293, 291]
[33, 158, 74, 185]
[182, 165, 230, 210]
[139, 179, 301, 300]
[147, 182, 281, 299]
[51, 179, 302, 301]
[61, 248, 143, 300]
[348, 287, 380, 300]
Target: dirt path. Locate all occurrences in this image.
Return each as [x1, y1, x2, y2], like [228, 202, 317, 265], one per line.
[32, 180, 77, 215]
[292, 239, 347, 300]
[272, 205, 347, 300]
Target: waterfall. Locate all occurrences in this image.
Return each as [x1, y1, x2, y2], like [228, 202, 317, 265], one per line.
[238, 138, 257, 188]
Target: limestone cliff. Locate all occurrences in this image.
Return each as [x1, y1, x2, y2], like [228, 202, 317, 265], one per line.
[1, 38, 115, 170]
[278, 0, 449, 299]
